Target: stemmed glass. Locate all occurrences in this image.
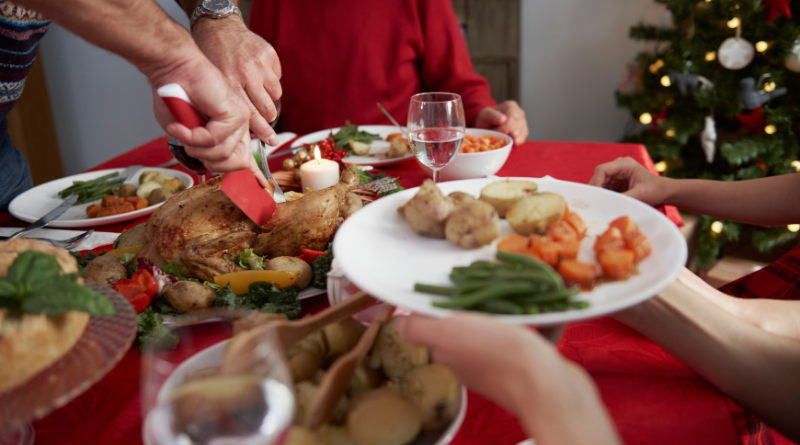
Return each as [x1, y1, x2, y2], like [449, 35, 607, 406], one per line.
[141, 310, 295, 445]
[407, 93, 466, 183]
[168, 99, 282, 183]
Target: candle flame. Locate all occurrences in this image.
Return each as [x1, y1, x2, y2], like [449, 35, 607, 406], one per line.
[314, 145, 321, 165]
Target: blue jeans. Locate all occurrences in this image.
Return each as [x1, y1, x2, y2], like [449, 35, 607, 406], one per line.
[0, 135, 33, 212]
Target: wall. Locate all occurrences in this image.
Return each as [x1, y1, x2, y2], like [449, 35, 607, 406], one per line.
[520, 0, 664, 142]
[40, 0, 189, 175]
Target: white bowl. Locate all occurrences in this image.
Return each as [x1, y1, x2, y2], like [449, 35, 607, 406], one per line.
[417, 128, 512, 182]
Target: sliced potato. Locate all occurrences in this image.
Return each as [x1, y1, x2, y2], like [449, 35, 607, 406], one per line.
[506, 192, 565, 235]
[347, 389, 422, 445]
[444, 200, 500, 249]
[349, 140, 372, 156]
[136, 181, 162, 199]
[479, 180, 539, 217]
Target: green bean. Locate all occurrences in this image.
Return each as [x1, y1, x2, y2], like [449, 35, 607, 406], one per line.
[514, 288, 580, 304]
[495, 251, 565, 288]
[469, 260, 501, 270]
[433, 282, 538, 309]
[568, 300, 590, 309]
[414, 283, 458, 296]
[478, 300, 524, 315]
[523, 304, 541, 315]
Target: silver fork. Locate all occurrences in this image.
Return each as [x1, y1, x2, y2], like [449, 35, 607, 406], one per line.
[0, 230, 94, 249]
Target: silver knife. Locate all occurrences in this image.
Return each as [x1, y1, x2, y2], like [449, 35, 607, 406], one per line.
[258, 139, 287, 203]
[8, 194, 79, 240]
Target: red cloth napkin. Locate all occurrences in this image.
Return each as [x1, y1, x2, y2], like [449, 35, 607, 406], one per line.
[12, 138, 748, 445]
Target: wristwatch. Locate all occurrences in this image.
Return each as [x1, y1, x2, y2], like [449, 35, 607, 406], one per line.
[190, 0, 242, 30]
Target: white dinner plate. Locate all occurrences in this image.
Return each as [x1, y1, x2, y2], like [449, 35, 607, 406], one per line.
[291, 125, 415, 167]
[333, 177, 687, 326]
[9, 168, 194, 228]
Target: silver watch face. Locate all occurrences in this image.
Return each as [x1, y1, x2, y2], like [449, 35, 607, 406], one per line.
[202, 0, 233, 13]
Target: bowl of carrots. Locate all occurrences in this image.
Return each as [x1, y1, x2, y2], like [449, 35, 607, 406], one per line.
[417, 128, 512, 181]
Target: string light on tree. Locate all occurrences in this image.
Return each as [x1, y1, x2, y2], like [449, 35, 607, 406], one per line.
[791, 160, 800, 171]
[665, 128, 676, 137]
[711, 221, 724, 234]
[727, 17, 740, 28]
[660, 75, 671, 87]
[654, 161, 668, 173]
[639, 112, 653, 125]
[649, 59, 665, 74]
[705, 51, 717, 61]
[788, 224, 800, 233]
[764, 81, 776, 92]
[765, 125, 777, 134]
[755, 41, 769, 52]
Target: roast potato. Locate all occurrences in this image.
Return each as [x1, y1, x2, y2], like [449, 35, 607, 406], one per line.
[136, 181, 162, 199]
[444, 200, 500, 249]
[349, 140, 371, 156]
[83, 255, 126, 286]
[286, 427, 327, 445]
[266, 257, 312, 289]
[113, 183, 138, 198]
[116, 223, 147, 248]
[139, 170, 185, 193]
[165, 281, 217, 313]
[372, 317, 428, 381]
[318, 425, 357, 445]
[399, 364, 460, 431]
[448, 191, 476, 207]
[340, 192, 363, 218]
[288, 331, 328, 383]
[295, 381, 349, 426]
[323, 318, 366, 360]
[387, 138, 408, 159]
[506, 192, 566, 235]
[348, 360, 384, 397]
[147, 188, 170, 205]
[347, 389, 422, 445]
[479, 180, 539, 217]
[397, 180, 455, 239]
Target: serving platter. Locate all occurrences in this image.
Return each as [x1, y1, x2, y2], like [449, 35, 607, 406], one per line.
[9, 167, 194, 228]
[291, 125, 415, 167]
[334, 177, 687, 326]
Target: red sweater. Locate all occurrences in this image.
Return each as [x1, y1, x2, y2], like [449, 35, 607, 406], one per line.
[249, 0, 496, 135]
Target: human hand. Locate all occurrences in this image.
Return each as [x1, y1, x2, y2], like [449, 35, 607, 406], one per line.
[398, 313, 620, 445]
[149, 49, 269, 188]
[193, 16, 282, 147]
[589, 157, 671, 207]
[474, 100, 528, 146]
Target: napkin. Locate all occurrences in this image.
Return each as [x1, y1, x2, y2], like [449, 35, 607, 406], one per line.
[0, 228, 119, 251]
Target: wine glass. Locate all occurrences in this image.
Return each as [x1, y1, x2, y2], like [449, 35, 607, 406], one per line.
[407, 92, 466, 183]
[168, 138, 209, 183]
[141, 310, 295, 445]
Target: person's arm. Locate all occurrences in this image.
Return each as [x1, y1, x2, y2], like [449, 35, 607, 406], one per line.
[590, 157, 800, 226]
[398, 314, 621, 445]
[18, 0, 267, 184]
[613, 268, 800, 441]
[175, 0, 282, 147]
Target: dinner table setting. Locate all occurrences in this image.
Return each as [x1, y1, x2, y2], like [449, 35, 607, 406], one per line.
[0, 91, 748, 445]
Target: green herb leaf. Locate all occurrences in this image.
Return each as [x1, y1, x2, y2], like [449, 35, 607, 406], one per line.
[310, 244, 334, 289]
[23, 275, 115, 316]
[0, 280, 19, 299]
[213, 282, 301, 319]
[7, 251, 62, 292]
[333, 121, 382, 149]
[161, 262, 186, 280]
[137, 306, 179, 350]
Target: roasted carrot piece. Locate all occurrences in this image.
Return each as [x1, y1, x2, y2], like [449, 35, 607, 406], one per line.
[546, 220, 578, 242]
[624, 231, 652, 263]
[125, 196, 138, 203]
[558, 260, 598, 288]
[86, 204, 103, 218]
[101, 195, 117, 207]
[530, 236, 561, 267]
[564, 212, 587, 239]
[598, 248, 636, 279]
[557, 239, 580, 260]
[610, 216, 639, 235]
[111, 202, 135, 214]
[133, 198, 149, 210]
[497, 233, 530, 253]
[594, 227, 625, 254]
[97, 206, 117, 217]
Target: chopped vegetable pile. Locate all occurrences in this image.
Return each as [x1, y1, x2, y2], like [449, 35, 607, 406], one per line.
[415, 251, 588, 315]
[58, 172, 124, 206]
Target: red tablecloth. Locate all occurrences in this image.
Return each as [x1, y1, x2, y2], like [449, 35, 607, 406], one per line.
[4, 138, 744, 445]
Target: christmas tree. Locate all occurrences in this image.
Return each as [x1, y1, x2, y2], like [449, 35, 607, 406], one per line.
[617, 0, 800, 268]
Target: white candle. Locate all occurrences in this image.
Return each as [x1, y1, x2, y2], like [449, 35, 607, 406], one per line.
[300, 146, 340, 191]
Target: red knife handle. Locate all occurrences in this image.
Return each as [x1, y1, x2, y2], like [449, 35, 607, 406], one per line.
[157, 83, 208, 129]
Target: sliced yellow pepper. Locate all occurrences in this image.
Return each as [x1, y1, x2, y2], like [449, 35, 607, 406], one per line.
[104, 245, 143, 258]
[213, 270, 299, 294]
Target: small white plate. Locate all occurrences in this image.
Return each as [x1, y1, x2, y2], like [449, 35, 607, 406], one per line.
[333, 177, 687, 326]
[8, 168, 193, 228]
[291, 125, 415, 167]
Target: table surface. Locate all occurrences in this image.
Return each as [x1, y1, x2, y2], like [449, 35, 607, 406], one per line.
[4, 137, 742, 445]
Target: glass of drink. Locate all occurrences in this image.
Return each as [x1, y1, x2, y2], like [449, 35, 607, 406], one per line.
[141, 310, 295, 445]
[168, 138, 209, 183]
[407, 92, 465, 183]
[270, 99, 282, 129]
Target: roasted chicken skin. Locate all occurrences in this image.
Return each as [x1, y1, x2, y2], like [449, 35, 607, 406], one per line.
[137, 170, 358, 281]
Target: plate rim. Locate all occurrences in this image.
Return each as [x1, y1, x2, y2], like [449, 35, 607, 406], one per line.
[333, 176, 688, 326]
[8, 167, 194, 228]
[290, 125, 415, 166]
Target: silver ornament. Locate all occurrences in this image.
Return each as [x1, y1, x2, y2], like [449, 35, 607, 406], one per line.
[740, 77, 787, 110]
[701, 115, 716, 164]
[718, 37, 754, 70]
[784, 37, 800, 73]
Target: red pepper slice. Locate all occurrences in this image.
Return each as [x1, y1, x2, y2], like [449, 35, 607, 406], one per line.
[113, 269, 158, 313]
[296, 247, 328, 264]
